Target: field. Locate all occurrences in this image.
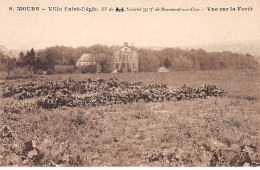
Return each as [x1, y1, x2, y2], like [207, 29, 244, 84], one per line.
[0, 69, 259, 166]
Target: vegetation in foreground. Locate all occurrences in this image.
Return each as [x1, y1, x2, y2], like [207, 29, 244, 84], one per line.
[0, 69, 259, 166]
[2, 78, 226, 110]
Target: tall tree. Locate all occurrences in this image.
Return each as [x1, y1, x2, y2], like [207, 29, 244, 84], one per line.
[164, 58, 172, 68]
[1, 55, 16, 77]
[19, 48, 36, 67]
[92, 53, 114, 73]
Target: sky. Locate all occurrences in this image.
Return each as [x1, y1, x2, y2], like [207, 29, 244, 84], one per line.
[0, 0, 259, 50]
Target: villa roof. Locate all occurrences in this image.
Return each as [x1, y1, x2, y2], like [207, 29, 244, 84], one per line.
[77, 53, 92, 62]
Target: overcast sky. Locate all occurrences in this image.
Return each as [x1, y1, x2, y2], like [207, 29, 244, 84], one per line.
[0, 0, 259, 50]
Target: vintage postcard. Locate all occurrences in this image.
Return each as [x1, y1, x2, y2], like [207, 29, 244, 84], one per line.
[0, 0, 259, 167]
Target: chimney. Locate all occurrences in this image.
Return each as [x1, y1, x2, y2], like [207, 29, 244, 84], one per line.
[124, 42, 128, 46]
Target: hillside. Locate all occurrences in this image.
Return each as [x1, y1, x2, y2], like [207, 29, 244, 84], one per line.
[144, 40, 260, 57]
[181, 40, 260, 57]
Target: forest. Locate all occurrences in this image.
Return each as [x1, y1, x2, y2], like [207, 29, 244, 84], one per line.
[0, 44, 259, 76]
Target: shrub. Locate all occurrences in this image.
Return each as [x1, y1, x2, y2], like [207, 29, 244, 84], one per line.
[81, 65, 97, 74]
[46, 68, 55, 75]
[35, 69, 44, 75]
[54, 65, 78, 74]
[12, 67, 34, 77]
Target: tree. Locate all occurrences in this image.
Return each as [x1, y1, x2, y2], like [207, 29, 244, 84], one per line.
[92, 53, 114, 73]
[68, 58, 76, 65]
[19, 48, 36, 67]
[0, 54, 16, 77]
[138, 49, 160, 72]
[164, 58, 172, 68]
[19, 51, 25, 60]
[42, 51, 57, 70]
[34, 57, 43, 71]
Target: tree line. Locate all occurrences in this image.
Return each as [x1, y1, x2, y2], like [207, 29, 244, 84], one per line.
[138, 48, 259, 72]
[0, 44, 259, 77]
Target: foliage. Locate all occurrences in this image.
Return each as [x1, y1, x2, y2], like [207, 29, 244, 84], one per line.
[35, 69, 44, 75]
[55, 65, 76, 74]
[12, 67, 34, 77]
[138, 49, 160, 72]
[88, 45, 114, 73]
[0, 54, 17, 77]
[164, 58, 172, 68]
[11, 45, 260, 76]
[35, 44, 114, 73]
[92, 54, 114, 73]
[0, 69, 259, 167]
[2, 78, 226, 110]
[46, 68, 55, 75]
[17, 49, 36, 67]
[68, 58, 76, 65]
[138, 48, 259, 71]
[81, 65, 97, 74]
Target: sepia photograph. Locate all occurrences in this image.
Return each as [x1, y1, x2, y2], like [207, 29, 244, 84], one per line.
[0, 0, 259, 167]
